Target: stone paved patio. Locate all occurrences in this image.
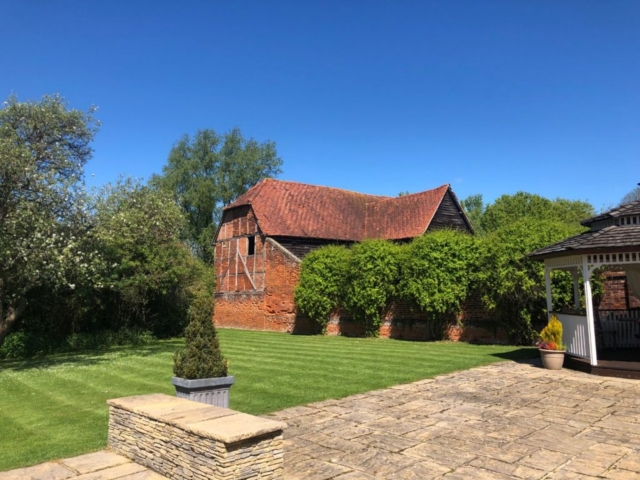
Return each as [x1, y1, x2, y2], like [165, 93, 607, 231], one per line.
[0, 451, 167, 480]
[265, 360, 640, 479]
[2, 360, 640, 479]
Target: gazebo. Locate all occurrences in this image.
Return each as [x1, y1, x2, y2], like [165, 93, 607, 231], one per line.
[530, 200, 640, 378]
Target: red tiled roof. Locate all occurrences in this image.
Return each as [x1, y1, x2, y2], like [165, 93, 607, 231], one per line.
[223, 179, 451, 241]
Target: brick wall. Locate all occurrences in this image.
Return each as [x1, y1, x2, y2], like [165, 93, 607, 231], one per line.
[214, 239, 318, 334]
[598, 271, 640, 310]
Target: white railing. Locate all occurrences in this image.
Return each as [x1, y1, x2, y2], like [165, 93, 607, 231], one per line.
[600, 310, 640, 348]
[556, 313, 590, 359]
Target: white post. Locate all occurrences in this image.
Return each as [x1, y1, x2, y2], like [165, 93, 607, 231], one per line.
[544, 264, 553, 318]
[582, 258, 598, 366]
[571, 268, 581, 310]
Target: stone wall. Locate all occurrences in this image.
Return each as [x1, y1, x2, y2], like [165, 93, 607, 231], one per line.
[108, 394, 285, 480]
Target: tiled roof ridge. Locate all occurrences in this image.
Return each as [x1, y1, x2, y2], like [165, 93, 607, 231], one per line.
[225, 178, 393, 210]
[364, 184, 450, 206]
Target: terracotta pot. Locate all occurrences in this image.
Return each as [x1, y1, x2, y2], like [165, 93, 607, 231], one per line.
[539, 349, 565, 370]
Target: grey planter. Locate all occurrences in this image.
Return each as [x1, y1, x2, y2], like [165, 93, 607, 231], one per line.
[172, 376, 235, 408]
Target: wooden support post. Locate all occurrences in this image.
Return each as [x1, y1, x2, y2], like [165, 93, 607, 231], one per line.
[571, 268, 581, 310]
[582, 257, 598, 366]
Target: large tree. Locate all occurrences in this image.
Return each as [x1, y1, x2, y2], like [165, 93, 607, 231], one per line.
[460, 194, 485, 235]
[0, 94, 99, 347]
[151, 128, 282, 262]
[480, 192, 594, 234]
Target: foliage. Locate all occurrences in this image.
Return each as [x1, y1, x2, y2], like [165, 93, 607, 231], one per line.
[0, 328, 154, 359]
[538, 315, 565, 350]
[90, 178, 198, 336]
[173, 287, 228, 379]
[343, 240, 401, 335]
[294, 246, 350, 331]
[476, 218, 583, 344]
[461, 194, 485, 235]
[480, 192, 594, 234]
[0, 331, 536, 472]
[0, 94, 99, 348]
[400, 230, 479, 338]
[620, 185, 640, 205]
[151, 128, 282, 262]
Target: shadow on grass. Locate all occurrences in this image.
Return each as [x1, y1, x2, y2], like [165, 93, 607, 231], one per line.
[490, 347, 538, 362]
[0, 339, 184, 372]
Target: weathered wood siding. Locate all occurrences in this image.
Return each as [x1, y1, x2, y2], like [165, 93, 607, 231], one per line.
[427, 190, 472, 233]
[271, 236, 353, 259]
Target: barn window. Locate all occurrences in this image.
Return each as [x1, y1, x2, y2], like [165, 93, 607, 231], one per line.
[248, 236, 255, 255]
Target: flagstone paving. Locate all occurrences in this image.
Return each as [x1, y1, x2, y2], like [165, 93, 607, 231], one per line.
[0, 451, 167, 480]
[2, 360, 639, 479]
[265, 360, 640, 479]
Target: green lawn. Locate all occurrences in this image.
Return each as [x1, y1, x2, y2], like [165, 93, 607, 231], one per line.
[0, 329, 535, 471]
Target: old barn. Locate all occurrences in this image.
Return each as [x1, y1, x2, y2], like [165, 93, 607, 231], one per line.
[212, 178, 487, 337]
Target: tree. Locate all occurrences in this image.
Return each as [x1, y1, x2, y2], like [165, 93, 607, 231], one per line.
[461, 194, 485, 235]
[91, 178, 195, 335]
[475, 218, 583, 344]
[621, 185, 640, 205]
[151, 128, 282, 263]
[480, 192, 594, 234]
[0, 94, 99, 348]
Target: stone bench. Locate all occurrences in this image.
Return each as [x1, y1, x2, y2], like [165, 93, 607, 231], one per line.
[107, 394, 286, 480]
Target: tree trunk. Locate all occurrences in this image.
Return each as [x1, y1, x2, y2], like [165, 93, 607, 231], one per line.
[0, 295, 26, 349]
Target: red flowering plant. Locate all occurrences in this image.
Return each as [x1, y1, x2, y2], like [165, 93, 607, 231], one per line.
[537, 314, 566, 351]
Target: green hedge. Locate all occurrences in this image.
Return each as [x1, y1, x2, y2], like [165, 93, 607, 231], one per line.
[295, 225, 583, 344]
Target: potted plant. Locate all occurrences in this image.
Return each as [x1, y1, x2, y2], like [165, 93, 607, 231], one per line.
[172, 291, 234, 407]
[537, 314, 566, 370]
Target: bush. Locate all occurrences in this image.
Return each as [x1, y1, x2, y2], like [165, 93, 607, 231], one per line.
[400, 230, 479, 339]
[343, 239, 401, 335]
[539, 314, 564, 347]
[476, 218, 584, 344]
[0, 328, 155, 359]
[173, 290, 228, 379]
[295, 245, 350, 332]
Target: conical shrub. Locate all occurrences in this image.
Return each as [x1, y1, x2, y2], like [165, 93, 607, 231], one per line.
[173, 292, 228, 379]
[539, 314, 563, 346]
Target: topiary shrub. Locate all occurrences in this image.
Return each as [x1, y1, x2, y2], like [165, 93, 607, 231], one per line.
[173, 292, 228, 379]
[294, 245, 350, 332]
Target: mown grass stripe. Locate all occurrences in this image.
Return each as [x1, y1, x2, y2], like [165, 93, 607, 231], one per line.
[0, 331, 534, 472]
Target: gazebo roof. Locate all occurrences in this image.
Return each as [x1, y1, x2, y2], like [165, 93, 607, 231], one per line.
[581, 200, 640, 227]
[529, 225, 640, 259]
[530, 200, 640, 260]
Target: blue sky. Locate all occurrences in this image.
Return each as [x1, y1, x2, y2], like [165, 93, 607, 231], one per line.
[3, 1, 639, 210]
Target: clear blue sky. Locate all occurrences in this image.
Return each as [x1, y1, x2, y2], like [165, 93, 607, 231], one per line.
[4, 1, 639, 210]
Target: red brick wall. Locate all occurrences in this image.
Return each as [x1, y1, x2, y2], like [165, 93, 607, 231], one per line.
[598, 271, 640, 311]
[214, 239, 317, 333]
